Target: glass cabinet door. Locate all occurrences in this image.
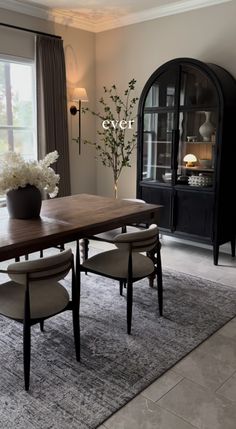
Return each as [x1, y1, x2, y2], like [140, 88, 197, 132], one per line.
[177, 66, 217, 188]
[145, 69, 176, 108]
[180, 65, 217, 107]
[142, 112, 174, 184]
[142, 68, 177, 184]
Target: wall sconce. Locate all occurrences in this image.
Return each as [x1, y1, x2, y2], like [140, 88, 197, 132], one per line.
[183, 153, 197, 167]
[70, 87, 88, 155]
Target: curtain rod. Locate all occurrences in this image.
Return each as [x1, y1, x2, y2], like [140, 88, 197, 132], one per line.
[0, 22, 62, 39]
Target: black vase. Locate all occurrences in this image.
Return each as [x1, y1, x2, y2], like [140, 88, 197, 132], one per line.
[6, 185, 42, 219]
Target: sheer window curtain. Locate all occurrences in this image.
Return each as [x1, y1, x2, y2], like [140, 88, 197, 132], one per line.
[36, 35, 71, 197]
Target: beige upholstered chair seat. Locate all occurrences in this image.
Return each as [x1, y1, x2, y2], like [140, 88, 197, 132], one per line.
[93, 228, 124, 242]
[0, 249, 80, 391]
[82, 199, 147, 260]
[0, 281, 69, 320]
[79, 224, 163, 335]
[94, 225, 145, 243]
[82, 249, 154, 279]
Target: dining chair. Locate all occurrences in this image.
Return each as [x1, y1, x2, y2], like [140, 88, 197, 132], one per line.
[0, 249, 80, 391]
[77, 224, 163, 335]
[80, 198, 147, 262]
[15, 243, 65, 262]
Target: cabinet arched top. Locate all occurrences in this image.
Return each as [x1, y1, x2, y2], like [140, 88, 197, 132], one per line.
[138, 58, 236, 115]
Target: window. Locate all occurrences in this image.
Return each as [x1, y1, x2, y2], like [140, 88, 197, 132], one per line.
[0, 57, 37, 162]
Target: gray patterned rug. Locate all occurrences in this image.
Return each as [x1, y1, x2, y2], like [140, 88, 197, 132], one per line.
[0, 268, 236, 429]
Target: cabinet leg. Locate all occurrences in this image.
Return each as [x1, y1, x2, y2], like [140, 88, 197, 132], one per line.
[213, 244, 219, 265]
[231, 237, 235, 257]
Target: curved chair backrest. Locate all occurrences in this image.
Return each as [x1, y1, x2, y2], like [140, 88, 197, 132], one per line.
[7, 249, 73, 285]
[113, 224, 159, 253]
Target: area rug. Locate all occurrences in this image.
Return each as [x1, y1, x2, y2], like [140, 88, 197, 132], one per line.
[0, 268, 236, 429]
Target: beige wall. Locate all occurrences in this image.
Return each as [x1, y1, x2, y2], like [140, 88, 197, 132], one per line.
[0, 7, 97, 196]
[1, 1, 236, 199]
[95, 0, 236, 198]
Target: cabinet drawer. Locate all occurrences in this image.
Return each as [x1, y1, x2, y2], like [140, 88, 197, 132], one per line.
[175, 190, 213, 238]
[141, 186, 172, 230]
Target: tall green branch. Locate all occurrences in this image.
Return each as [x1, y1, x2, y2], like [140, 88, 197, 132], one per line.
[81, 79, 139, 198]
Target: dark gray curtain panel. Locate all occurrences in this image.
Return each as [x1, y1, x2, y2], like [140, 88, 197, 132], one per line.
[36, 35, 71, 197]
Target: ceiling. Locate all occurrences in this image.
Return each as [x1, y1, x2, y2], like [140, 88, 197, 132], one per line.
[0, 0, 231, 32]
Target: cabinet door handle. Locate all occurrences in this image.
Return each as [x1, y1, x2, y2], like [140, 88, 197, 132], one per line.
[172, 191, 177, 231]
[171, 130, 179, 178]
[174, 129, 179, 170]
[169, 194, 173, 230]
[171, 130, 175, 170]
[169, 191, 176, 231]
[171, 129, 179, 170]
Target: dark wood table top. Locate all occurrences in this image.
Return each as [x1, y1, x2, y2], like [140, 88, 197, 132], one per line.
[0, 193, 161, 262]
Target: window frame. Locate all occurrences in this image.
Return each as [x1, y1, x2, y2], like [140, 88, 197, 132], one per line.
[0, 53, 37, 158]
[0, 54, 37, 202]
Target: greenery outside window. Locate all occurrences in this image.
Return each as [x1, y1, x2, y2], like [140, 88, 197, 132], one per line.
[0, 56, 37, 199]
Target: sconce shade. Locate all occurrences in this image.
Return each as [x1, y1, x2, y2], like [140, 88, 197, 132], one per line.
[72, 87, 88, 102]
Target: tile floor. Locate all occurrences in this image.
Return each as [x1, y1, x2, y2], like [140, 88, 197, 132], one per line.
[96, 237, 236, 429]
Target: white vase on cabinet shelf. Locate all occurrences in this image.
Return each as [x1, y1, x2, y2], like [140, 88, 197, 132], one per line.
[199, 111, 214, 142]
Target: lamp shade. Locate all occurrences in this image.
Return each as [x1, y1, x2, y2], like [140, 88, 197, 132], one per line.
[183, 154, 197, 163]
[72, 87, 88, 102]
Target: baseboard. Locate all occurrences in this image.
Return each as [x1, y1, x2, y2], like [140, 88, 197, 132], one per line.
[161, 234, 232, 255]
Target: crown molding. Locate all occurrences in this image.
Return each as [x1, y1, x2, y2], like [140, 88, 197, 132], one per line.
[0, 0, 97, 32]
[94, 0, 232, 32]
[48, 8, 98, 33]
[0, 0, 50, 20]
[0, 0, 232, 33]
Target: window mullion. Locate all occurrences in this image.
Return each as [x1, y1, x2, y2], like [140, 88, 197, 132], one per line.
[4, 63, 14, 151]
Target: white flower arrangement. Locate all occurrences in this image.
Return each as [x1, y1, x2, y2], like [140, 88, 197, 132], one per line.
[0, 151, 60, 198]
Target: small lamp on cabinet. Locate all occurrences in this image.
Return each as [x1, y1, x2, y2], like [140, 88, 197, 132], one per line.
[183, 153, 197, 167]
[70, 87, 88, 155]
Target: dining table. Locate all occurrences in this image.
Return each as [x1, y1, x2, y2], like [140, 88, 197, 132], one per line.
[0, 193, 161, 263]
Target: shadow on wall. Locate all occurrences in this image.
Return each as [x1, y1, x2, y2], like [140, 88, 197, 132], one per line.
[65, 45, 80, 100]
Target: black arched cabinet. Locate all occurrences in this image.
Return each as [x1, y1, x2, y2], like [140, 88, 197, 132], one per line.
[137, 58, 236, 264]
